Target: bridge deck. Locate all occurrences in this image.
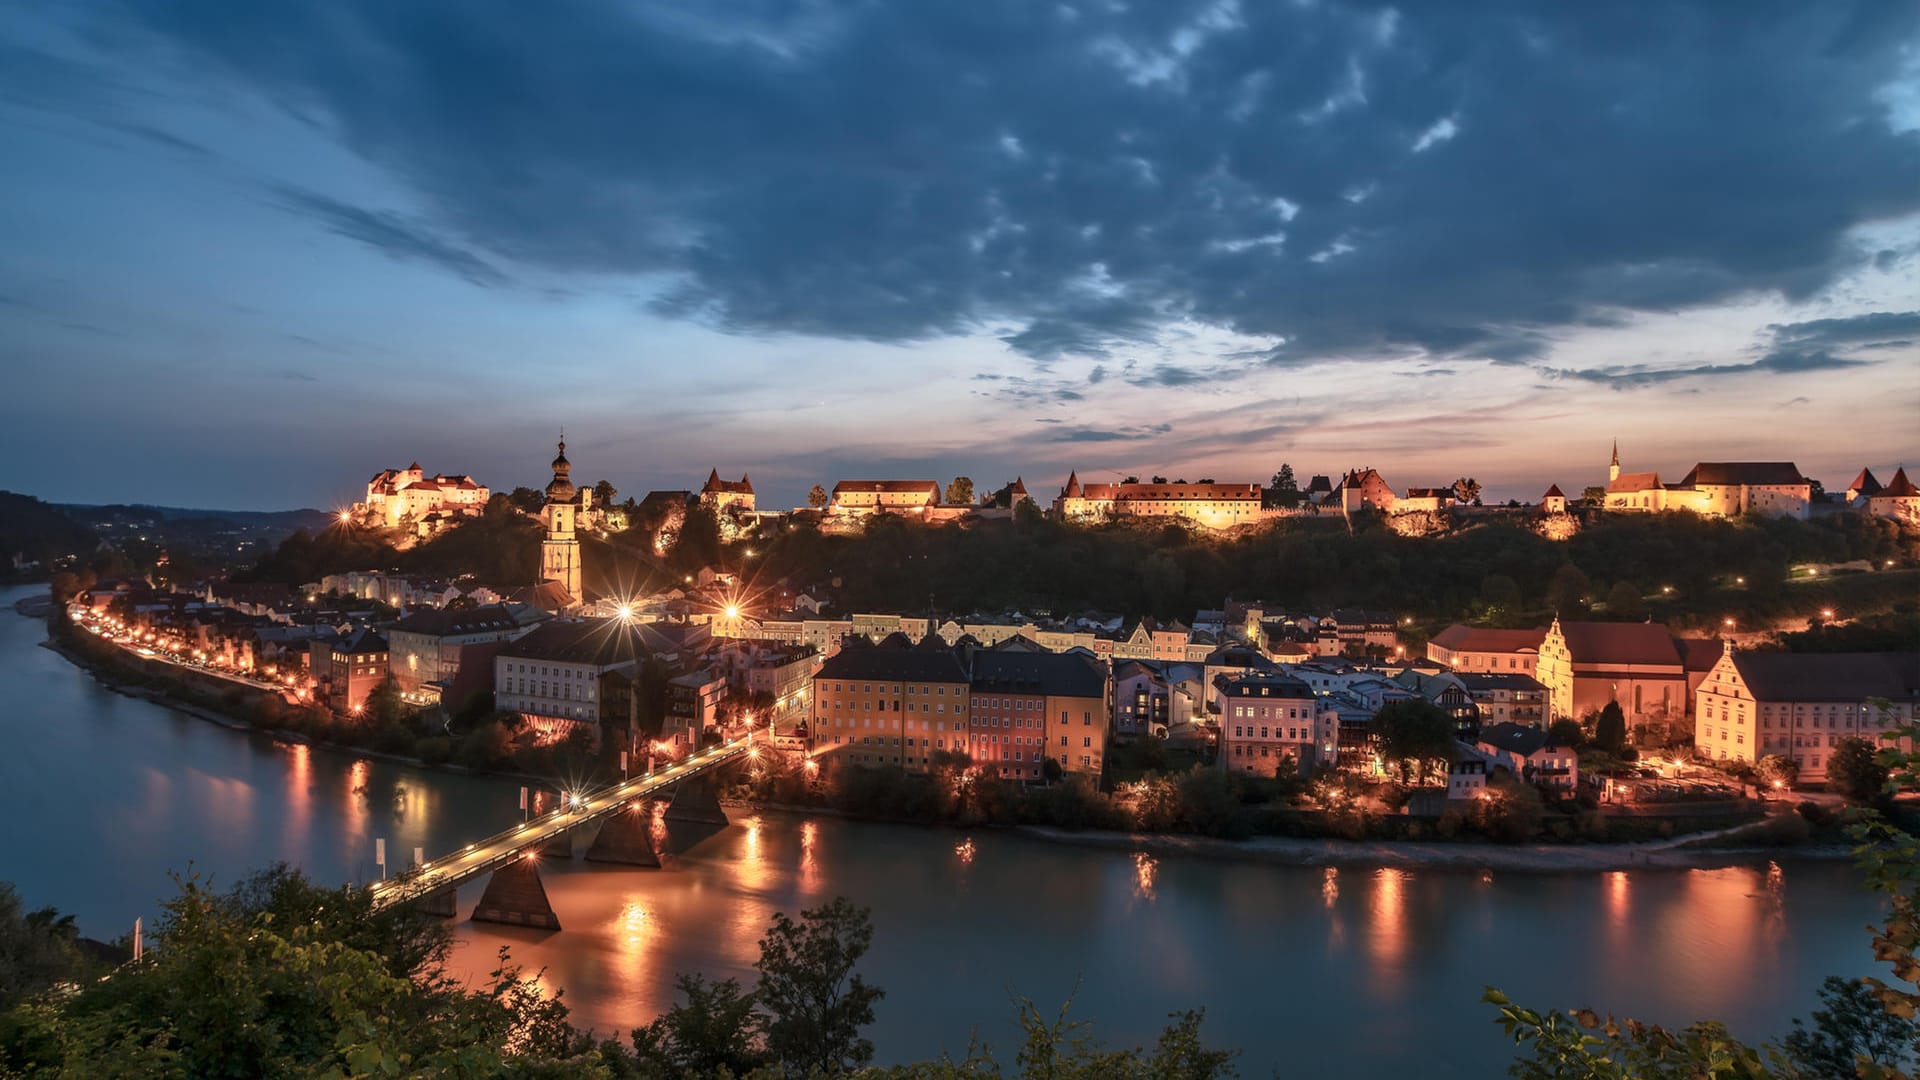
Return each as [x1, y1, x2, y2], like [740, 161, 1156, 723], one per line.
[369, 735, 760, 910]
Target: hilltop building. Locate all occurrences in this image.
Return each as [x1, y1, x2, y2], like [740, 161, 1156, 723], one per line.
[1052, 473, 1263, 529]
[699, 470, 756, 514]
[1867, 467, 1920, 525]
[829, 480, 942, 516]
[1426, 625, 1546, 676]
[352, 464, 489, 536]
[1603, 442, 1811, 519]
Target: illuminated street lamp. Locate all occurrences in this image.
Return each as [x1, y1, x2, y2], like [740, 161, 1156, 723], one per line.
[615, 603, 633, 620]
[1723, 617, 1736, 629]
[1820, 608, 1835, 620]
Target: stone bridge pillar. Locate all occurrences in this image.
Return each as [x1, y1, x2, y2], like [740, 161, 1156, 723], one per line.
[470, 856, 562, 930]
[585, 800, 664, 867]
[664, 776, 730, 826]
[416, 886, 457, 919]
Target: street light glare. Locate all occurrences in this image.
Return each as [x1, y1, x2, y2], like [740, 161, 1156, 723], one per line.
[725, 604, 741, 619]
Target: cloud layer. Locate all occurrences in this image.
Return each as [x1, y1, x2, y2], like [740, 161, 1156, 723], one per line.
[111, 0, 1920, 373]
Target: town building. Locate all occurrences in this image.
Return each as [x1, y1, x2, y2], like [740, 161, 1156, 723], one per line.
[712, 640, 821, 736]
[310, 627, 388, 714]
[1426, 625, 1547, 676]
[808, 639, 971, 770]
[828, 480, 942, 516]
[493, 618, 651, 747]
[1471, 723, 1578, 791]
[1324, 468, 1398, 514]
[539, 439, 583, 606]
[352, 464, 490, 534]
[1391, 669, 1481, 738]
[1603, 443, 1811, 519]
[1455, 672, 1548, 727]
[1218, 672, 1330, 777]
[667, 669, 730, 746]
[387, 604, 528, 705]
[1536, 617, 1687, 725]
[1052, 473, 1263, 529]
[1541, 485, 1568, 514]
[970, 647, 1108, 779]
[1693, 644, 1920, 782]
[1847, 467, 1883, 505]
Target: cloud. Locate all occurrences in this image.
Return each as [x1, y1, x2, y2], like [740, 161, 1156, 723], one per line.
[81, 0, 1920, 371]
[1040, 422, 1173, 443]
[1545, 348, 1872, 389]
[270, 187, 509, 287]
[1766, 309, 1920, 348]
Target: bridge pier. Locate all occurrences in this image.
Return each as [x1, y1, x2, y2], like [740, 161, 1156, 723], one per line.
[585, 800, 663, 867]
[416, 886, 457, 919]
[664, 776, 730, 827]
[470, 856, 562, 931]
[542, 827, 576, 859]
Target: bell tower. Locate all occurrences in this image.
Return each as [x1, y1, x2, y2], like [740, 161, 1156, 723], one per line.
[540, 437, 581, 603]
[1608, 439, 1621, 484]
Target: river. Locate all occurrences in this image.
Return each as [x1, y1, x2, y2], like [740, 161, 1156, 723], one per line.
[0, 584, 1884, 1076]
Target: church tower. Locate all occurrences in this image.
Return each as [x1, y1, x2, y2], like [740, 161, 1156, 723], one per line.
[540, 438, 581, 603]
[1609, 439, 1621, 484]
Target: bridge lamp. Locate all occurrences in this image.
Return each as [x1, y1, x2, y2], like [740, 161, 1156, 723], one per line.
[616, 603, 633, 620]
[748, 747, 761, 760]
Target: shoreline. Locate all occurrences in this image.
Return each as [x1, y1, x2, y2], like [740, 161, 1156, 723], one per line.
[24, 597, 1856, 876]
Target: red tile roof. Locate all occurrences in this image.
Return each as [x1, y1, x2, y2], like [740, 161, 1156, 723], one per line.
[1430, 625, 1547, 654]
[1607, 471, 1663, 494]
[1554, 620, 1681, 667]
[1878, 467, 1919, 499]
[1679, 462, 1806, 487]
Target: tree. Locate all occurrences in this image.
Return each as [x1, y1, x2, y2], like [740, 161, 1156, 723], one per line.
[0, 885, 93, 1010]
[1827, 737, 1890, 804]
[1581, 485, 1607, 507]
[1755, 753, 1800, 791]
[1269, 464, 1301, 508]
[630, 973, 765, 1077]
[1480, 573, 1522, 616]
[1548, 718, 1585, 749]
[1782, 974, 1918, 1077]
[1368, 699, 1459, 786]
[1548, 564, 1591, 614]
[1605, 581, 1645, 620]
[1592, 701, 1627, 753]
[1453, 477, 1483, 506]
[945, 477, 974, 506]
[754, 897, 883, 1077]
[592, 479, 618, 507]
[508, 486, 545, 514]
[807, 484, 829, 509]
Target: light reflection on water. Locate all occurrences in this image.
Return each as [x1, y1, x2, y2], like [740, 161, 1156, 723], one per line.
[0, 585, 1891, 1079]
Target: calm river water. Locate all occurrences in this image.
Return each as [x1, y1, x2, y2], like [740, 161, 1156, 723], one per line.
[0, 584, 1885, 1076]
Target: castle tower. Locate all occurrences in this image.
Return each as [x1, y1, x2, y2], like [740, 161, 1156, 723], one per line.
[541, 438, 581, 603]
[1608, 440, 1621, 484]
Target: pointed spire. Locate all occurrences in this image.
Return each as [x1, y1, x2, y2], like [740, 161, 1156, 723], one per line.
[1610, 439, 1619, 467]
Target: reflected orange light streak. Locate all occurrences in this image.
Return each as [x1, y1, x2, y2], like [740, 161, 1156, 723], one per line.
[1132, 851, 1158, 902]
[1368, 867, 1408, 976]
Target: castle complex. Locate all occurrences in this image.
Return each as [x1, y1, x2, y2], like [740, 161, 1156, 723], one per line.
[351, 464, 489, 535]
[1601, 441, 1812, 519]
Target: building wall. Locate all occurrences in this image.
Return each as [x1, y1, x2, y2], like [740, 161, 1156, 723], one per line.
[810, 673, 970, 771]
[968, 690, 1049, 779]
[1219, 691, 1325, 777]
[495, 654, 617, 723]
[1694, 658, 1915, 782]
[1044, 692, 1108, 775]
[1426, 643, 1538, 676]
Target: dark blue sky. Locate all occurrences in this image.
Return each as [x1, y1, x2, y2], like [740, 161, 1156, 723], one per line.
[3, 0, 1917, 510]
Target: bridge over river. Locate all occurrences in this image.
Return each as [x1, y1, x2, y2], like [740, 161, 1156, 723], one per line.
[368, 732, 766, 929]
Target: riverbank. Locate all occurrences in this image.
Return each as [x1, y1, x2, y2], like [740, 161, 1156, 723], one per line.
[1015, 822, 1858, 873]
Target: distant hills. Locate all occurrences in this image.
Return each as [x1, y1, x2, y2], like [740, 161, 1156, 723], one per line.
[56, 503, 334, 532]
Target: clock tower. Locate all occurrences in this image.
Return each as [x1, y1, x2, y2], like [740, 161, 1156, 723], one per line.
[540, 438, 581, 603]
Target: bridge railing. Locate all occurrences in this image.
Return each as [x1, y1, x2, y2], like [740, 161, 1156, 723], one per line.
[369, 733, 762, 909]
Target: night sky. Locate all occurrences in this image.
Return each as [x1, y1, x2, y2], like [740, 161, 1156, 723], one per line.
[3, 1, 1917, 511]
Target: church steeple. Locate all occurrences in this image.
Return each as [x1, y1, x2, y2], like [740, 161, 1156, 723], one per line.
[1608, 439, 1621, 484]
[545, 436, 576, 503]
[540, 437, 582, 606]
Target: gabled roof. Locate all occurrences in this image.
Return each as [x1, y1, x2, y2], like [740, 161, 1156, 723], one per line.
[497, 618, 671, 667]
[702, 470, 754, 495]
[1674, 637, 1726, 673]
[1877, 467, 1919, 499]
[1730, 651, 1920, 702]
[391, 604, 520, 638]
[1478, 722, 1569, 757]
[832, 480, 941, 495]
[1009, 476, 1029, 495]
[1607, 471, 1663, 494]
[1679, 462, 1806, 488]
[1542, 484, 1566, 499]
[1848, 468, 1883, 497]
[336, 627, 388, 655]
[1553, 620, 1681, 667]
[1217, 672, 1315, 699]
[1305, 475, 1333, 494]
[816, 639, 968, 683]
[971, 650, 1105, 697]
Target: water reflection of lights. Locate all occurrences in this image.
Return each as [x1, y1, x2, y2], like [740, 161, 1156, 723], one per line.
[1368, 868, 1408, 974]
[1322, 866, 1338, 907]
[1132, 851, 1158, 902]
[955, 838, 976, 864]
[798, 820, 821, 893]
[621, 901, 648, 945]
[1605, 870, 1630, 936]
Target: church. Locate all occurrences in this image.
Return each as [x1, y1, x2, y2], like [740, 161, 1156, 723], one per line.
[537, 439, 588, 608]
[1602, 442, 1811, 519]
